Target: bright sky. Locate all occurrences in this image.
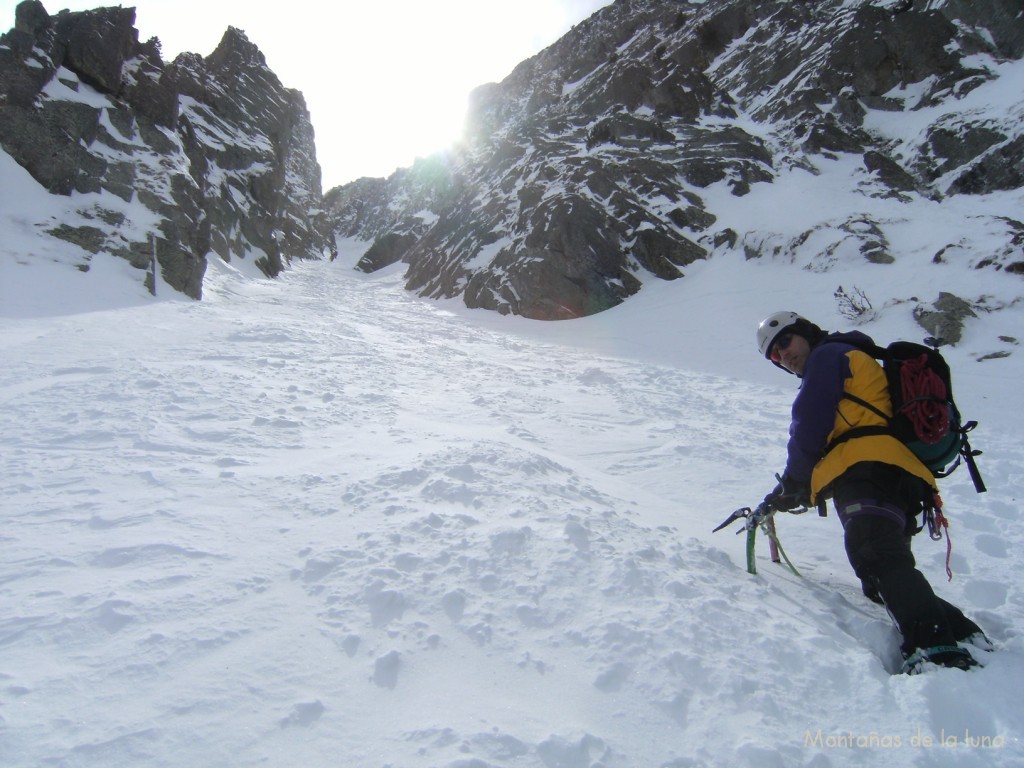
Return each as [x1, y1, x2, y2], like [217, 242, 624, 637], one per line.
[2, 0, 612, 189]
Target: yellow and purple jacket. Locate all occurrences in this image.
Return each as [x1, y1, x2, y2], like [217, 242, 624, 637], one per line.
[783, 331, 936, 504]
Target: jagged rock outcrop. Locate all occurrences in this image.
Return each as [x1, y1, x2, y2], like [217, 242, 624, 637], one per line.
[324, 0, 1024, 320]
[4, 0, 1021, 318]
[913, 292, 978, 346]
[0, 1, 331, 297]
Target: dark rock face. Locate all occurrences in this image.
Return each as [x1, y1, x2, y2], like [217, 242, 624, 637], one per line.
[3, 0, 1021, 317]
[0, 1, 331, 298]
[324, 0, 1023, 320]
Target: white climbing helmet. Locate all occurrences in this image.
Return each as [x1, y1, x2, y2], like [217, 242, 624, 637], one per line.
[756, 311, 806, 359]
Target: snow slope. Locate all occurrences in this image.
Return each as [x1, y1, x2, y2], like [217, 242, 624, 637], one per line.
[2, 214, 1023, 767]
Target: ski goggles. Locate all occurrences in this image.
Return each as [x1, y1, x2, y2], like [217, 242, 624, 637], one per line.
[769, 333, 795, 364]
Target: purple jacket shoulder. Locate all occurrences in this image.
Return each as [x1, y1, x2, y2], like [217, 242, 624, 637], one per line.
[783, 331, 876, 482]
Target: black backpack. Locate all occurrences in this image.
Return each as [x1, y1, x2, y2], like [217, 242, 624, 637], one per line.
[825, 339, 986, 493]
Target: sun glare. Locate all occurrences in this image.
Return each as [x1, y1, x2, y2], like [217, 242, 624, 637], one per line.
[0, 0, 611, 188]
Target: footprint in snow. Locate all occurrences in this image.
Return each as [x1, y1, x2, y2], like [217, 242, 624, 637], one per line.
[278, 700, 325, 728]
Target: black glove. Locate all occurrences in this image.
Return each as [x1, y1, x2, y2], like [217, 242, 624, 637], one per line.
[764, 473, 810, 512]
[861, 580, 884, 605]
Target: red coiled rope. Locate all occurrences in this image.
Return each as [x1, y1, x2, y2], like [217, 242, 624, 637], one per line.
[899, 354, 949, 445]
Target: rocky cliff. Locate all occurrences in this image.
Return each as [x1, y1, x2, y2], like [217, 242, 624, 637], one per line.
[324, 0, 1024, 320]
[2, 0, 1022, 321]
[0, 1, 332, 298]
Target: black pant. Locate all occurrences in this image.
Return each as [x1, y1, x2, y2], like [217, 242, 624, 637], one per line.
[833, 463, 982, 657]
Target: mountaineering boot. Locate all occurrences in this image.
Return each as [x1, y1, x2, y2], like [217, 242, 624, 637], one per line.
[902, 645, 978, 675]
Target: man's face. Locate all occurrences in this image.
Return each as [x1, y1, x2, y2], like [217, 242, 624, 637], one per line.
[770, 332, 811, 375]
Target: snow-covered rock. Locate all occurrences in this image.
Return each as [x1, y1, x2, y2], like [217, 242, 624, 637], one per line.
[326, 0, 1024, 321]
[0, 2, 331, 298]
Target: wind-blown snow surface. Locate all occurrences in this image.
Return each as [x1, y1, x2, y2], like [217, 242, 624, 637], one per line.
[3, 248, 1024, 765]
